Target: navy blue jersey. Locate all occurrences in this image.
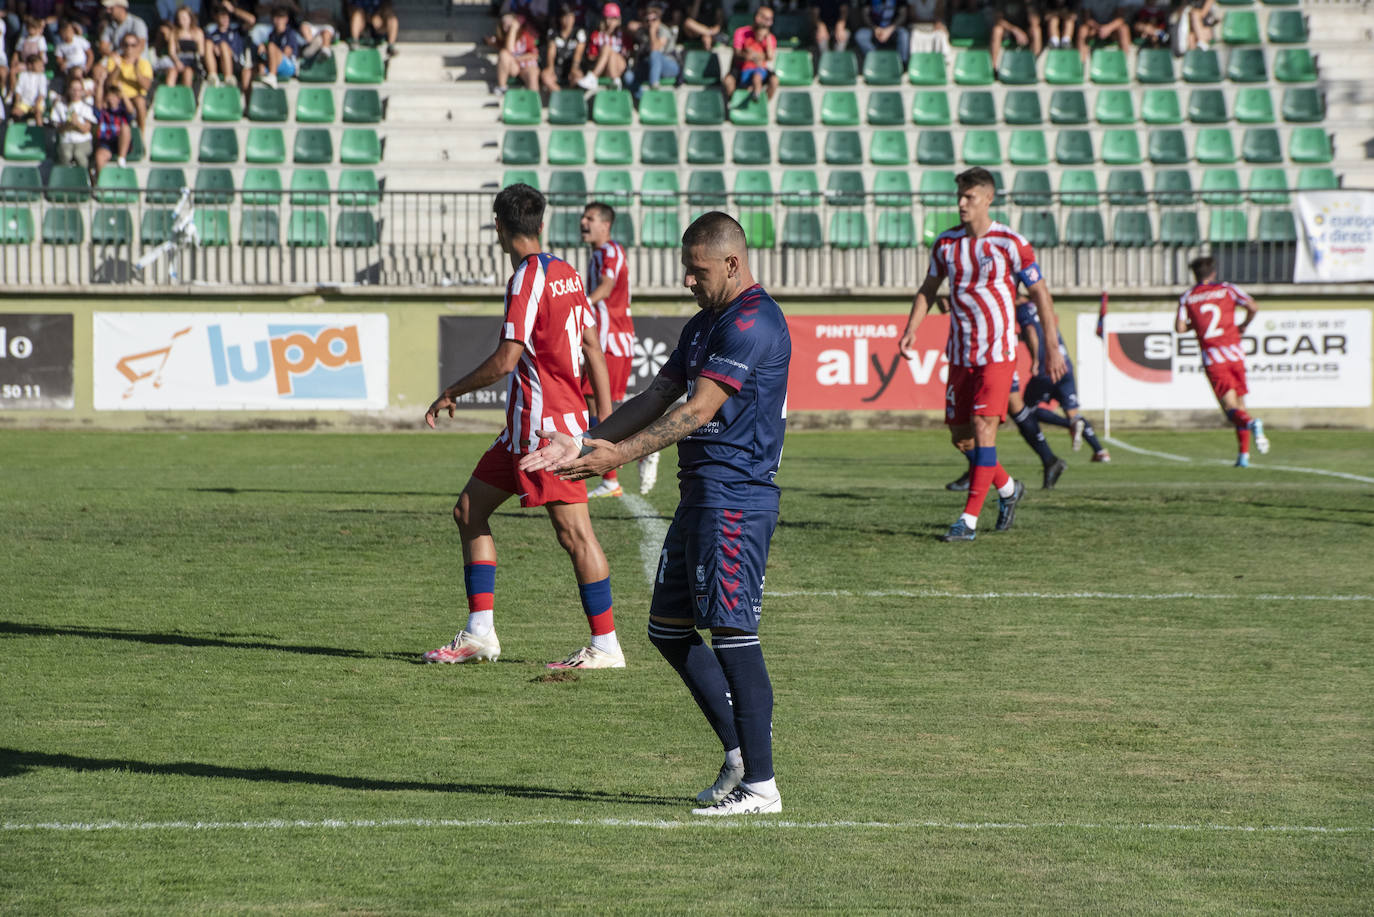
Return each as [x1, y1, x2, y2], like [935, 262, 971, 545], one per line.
[662, 284, 790, 511]
[1015, 301, 1073, 379]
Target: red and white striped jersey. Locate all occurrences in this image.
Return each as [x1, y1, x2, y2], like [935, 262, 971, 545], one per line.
[927, 222, 1043, 366]
[1177, 282, 1253, 366]
[498, 252, 596, 454]
[587, 240, 636, 360]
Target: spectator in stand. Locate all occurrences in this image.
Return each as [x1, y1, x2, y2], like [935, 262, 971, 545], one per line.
[908, 0, 950, 59]
[255, 5, 303, 87]
[65, 0, 104, 33]
[493, 11, 539, 93]
[1130, 0, 1170, 47]
[93, 81, 132, 172]
[160, 5, 203, 86]
[55, 18, 95, 82]
[22, 0, 62, 39]
[1042, 0, 1077, 49]
[989, 0, 1042, 71]
[10, 53, 48, 122]
[97, 28, 152, 127]
[205, 2, 253, 89]
[96, 0, 148, 59]
[541, 4, 586, 90]
[346, 0, 398, 57]
[812, 2, 849, 53]
[678, 0, 722, 50]
[500, 0, 549, 34]
[578, 3, 626, 90]
[622, 2, 678, 97]
[1186, 0, 1216, 50]
[1075, 0, 1128, 61]
[51, 76, 97, 169]
[853, 0, 908, 65]
[9, 16, 46, 94]
[156, 0, 200, 24]
[721, 3, 776, 101]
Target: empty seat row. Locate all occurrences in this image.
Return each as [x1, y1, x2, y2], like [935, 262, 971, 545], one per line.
[0, 206, 379, 246]
[1218, 9, 1309, 44]
[154, 85, 383, 124]
[0, 164, 381, 206]
[145, 126, 381, 165]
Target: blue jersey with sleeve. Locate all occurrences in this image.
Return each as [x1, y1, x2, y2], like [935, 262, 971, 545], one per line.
[661, 284, 790, 511]
[1015, 301, 1073, 378]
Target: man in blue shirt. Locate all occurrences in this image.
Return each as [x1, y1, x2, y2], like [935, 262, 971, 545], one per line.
[521, 212, 790, 816]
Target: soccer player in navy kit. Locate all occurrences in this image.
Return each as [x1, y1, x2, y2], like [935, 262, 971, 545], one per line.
[521, 212, 790, 816]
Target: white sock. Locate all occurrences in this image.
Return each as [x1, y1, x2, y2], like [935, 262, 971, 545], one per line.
[997, 479, 1017, 499]
[725, 747, 743, 769]
[590, 630, 621, 654]
[465, 610, 494, 636]
[960, 512, 979, 530]
[742, 777, 778, 798]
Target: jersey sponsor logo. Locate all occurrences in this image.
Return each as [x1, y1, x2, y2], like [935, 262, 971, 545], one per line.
[547, 274, 584, 298]
[707, 353, 750, 373]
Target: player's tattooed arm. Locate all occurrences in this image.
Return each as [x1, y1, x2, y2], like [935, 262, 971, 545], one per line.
[610, 376, 732, 465]
[583, 370, 687, 444]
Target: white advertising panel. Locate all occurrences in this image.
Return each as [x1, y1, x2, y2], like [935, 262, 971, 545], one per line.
[1075, 310, 1371, 410]
[93, 313, 389, 410]
[1294, 191, 1374, 283]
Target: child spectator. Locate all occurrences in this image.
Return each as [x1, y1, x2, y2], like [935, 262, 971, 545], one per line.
[93, 82, 133, 172]
[23, 0, 61, 39]
[679, 0, 723, 50]
[1042, 0, 1077, 49]
[908, 0, 951, 59]
[494, 11, 539, 93]
[10, 53, 48, 123]
[854, 0, 909, 65]
[1076, 0, 1129, 61]
[990, 0, 1042, 70]
[1186, 0, 1217, 50]
[812, 1, 849, 53]
[722, 3, 776, 102]
[10, 16, 46, 95]
[97, 30, 153, 128]
[55, 18, 95, 80]
[204, 2, 252, 90]
[51, 77, 97, 169]
[255, 5, 303, 87]
[578, 3, 626, 89]
[541, 4, 587, 91]
[161, 5, 203, 86]
[622, 2, 678, 97]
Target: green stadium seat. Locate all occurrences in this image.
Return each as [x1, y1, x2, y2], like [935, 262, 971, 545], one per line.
[1267, 9, 1307, 42]
[1227, 48, 1268, 82]
[1208, 210, 1249, 243]
[140, 166, 185, 204]
[1143, 89, 1184, 124]
[289, 169, 328, 205]
[727, 90, 769, 126]
[876, 211, 917, 247]
[1183, 49, 1223, 83]
[908, 51, 946, 85]
[825, 130, 864, 165]
[344, 47, 385, 83]
[686, 130, 725, 164]
[94, 166, 138, 203]
[1107, 169, 1148, 205]
[638, 89, 678, 125]
[592, 89, 634, 125]
[592, 170, 632, 205]
[780, 169, 821, 206]
[1003, 90, 1043, 124]
[866, 90, 905, 125]
[1257, 210, 1298, 243]
[1201, 168, 1244, 203]
[193, 167, 234, 204]
[224, 126, 271, 164]
[1221, 0, 1256, 5]
[298, 53, 337, 83]
[998, 48, 1037, 85]
[287, 210, 329, 247]
[548, 89, 587, 124]
[962, 130, 1001, 165]
[546, 129, 586, 165]
[547, 211, 582, 246]
[957, 91, 995, 125]
[0, 165, 42, 201]
[1296, 167, 1338, 191]
[1050, 89, 1089, 124]
[949, 10, 990, 46]
[687, 170, 727, 206]
[1248, 168, 1290, 204]
[1011, 170, 1052, 206]
[501, 88, 540, 125]
[863, 49, 903, 85]
[1153, 169, 1195, 205]
[776, 90, 814, 125]
[1054, 130, 1094, 165]
[547, 171, 587, 206]
[1274, 48, 1316, 82]
[778, 130, 817, 165]
[1221, 10, 1262, 44]
[1241, 127, 1282, 163]
[338, 169, 380, 205]
[139, 209, 173, 245]
[782, 211, 824, 248]
[242, 167, 284, 204]
[340, 128, 380, 164]
[502, 169, 537, 189]
[684, 89, 725, 125]
[192, 209, 230, 246]
[732, 130, 771, 165]
[870, 130, 909, 165]
[738, 210, 775, 248]
[1043, 49, 1084, 85]
[1009, 130, 1049, 166]
[337, 210, 379, 247]
[1060, 170, 1099, 206]
[240, 208, 280, 246]
[1064, 211, 1106, 247]
[1136, 48, 1176, 83]
[1090, 48, 1129, 84]
[1148, 129, 1189, 164]
[954, 49, 994, 85]
[775, 49, 814, 86]
[1186, 89, 1228, 123]
[821, 90, 860, 126]
[289, 128, 331, 164]
[1281, 87, 1324, 123]
[827, 211, 869, 249]
[636, 210, 678, 248]
[922, 211, 959, 246]
[200, 85, 241, 122]
[1289, 128, 1333, 163]
[41, 208, 83, 245]
[826, 170, 866, 206]
[1093, 89, 1134, 124]
[640, 129, 679, 165]
[682, 49, 722, 85]
[150, 126, 192, 163]
[1160, 211, 1201, 245]
[1196, 127, 1239, 163]
[594, 129, 633, 165]
[1017, 211, 1059, 248]
[872, 170, 912, 206]
[920, 170, 958, 205]
[248, 87, 288, 122]
[818, 50, 859, 85]
[1235, 87, 1276, 124]
[124, 124, 145, 162]
[1112, 211, 1153, 247]
[774, 11, 809, 47]
[297, 87, 338, 123]
[152, 84, 195, 121]
[46, 166, 91, 203]
[611, 211, 635, 247]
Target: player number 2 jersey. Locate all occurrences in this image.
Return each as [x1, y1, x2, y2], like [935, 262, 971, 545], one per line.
[928, 222, 1042, 367]
[587, 240, 635, 361]
[1178, 282, 1252, 366]
[498, 252, 595, 454]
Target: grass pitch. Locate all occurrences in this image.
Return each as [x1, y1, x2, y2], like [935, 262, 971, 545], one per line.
[1, 429, 1371, 914]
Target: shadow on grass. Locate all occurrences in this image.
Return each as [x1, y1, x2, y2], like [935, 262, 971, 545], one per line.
[0, 748, 681, 806]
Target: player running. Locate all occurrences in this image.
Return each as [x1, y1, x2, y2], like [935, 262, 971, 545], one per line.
[579, 202, 660, 497]
[1015, 300, 1111, 466]
[421, 183, 626, 670]
[522, 212, 790, 816]
[1176, 256, 1269, 467]
[899, 167, 1067, 542]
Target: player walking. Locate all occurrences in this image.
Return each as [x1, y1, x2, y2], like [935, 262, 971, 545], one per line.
[1015, 300, 1111, 466]
[899, 168, 1067, 541]
[522, 213, 790, 815]
[578, 202, 660, 497]
[1176, 256, 1269, 467]
[421, 183, 626, 670]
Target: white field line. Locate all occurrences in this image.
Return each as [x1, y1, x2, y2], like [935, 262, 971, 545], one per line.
[1103, 436, 1193, 463]
[3, 817, 1369, 835]
[621, 494, 667, 584]
[763, 589, 1373, 602]
[1106, 435, 1374, 484]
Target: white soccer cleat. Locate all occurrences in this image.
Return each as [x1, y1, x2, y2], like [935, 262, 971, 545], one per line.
[587, 479, 623, 499]
[695, 760, 745, 804]
[638, 453, 660, 494]
[691, 784, 782, 816]
[422, 630, 501, 664]
[1070, 417, 1086, 452]
[1250, 418, 1270, 455]
[546, 644, 626, 670]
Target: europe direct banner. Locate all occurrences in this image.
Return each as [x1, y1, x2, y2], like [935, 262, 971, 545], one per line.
[1294, 191, 1374, 283]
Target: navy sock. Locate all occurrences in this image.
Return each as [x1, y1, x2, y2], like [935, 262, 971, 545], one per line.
[712, 634, 773, 784]
[648, 622, 739, 752]
[1034, 407, 1072, 429]
[1081, 419, 1105, 453]
[1013, 405, 1059, 468]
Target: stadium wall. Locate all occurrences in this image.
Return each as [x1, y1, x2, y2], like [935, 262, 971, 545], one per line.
[1, 292, 1370, 430]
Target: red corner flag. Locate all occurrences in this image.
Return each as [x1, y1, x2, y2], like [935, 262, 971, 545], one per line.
[1095, 292, 1109, 338]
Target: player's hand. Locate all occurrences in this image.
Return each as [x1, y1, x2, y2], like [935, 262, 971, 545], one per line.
[518, 430, 583, 473]
[1046, 348, 1068, 383]
[423, 392, 457, 429]
[898, 327, 919, 360]
[552, 436, 622, 481]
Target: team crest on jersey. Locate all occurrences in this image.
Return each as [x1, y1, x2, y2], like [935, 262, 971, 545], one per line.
[695, 594, 709, 615]
[695, 564, 706, 585]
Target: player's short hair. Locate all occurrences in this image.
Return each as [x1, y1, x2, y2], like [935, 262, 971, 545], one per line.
[682, 211, 747, 256]
[493, 183, 546, 239]
[583, 201, 615, 225]
[1189, 255, 1216, 283]
[956, 168, 997, 193]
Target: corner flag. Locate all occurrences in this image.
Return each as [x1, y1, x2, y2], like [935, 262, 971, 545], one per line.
[1095, 292, 1109, 338]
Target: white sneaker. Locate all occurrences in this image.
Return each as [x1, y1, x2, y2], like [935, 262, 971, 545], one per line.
[576, 72, 598, 91]
[262, 72, 278, 88]
[546, 644, 626, 669]
[637, 453, 659, 494]
[1250, 418, 1270, 455]
[1070, 416, 1086, 452]
[695, 760, 745, 803]
[587, 478, 623, 499]
[691, 784, 781, 816]
[422, 629, 501, 664]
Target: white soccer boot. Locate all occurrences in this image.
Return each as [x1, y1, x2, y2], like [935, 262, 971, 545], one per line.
[695, 760, 745, 804]
[422, 630, 501, 664]
[587, 478, 624, 499]
[546, 644, 626, 670]
[1250, 418, 1270, 454]
[691, 784, 782, 816]
[638, 453, 660, 494]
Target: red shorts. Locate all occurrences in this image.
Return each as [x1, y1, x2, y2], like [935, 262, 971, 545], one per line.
[945, 361, 1016, 426]
[581, 354, 634, 402]
[1205, 361, 1249, 402]
[471, 439, 586, 508]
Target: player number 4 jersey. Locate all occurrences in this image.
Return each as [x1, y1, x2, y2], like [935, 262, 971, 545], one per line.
[1178, 282, 1253, 366]
[928, 222, 1042, 367]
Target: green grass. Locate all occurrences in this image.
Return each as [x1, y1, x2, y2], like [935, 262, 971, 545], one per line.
[1, 430, 1371, 914]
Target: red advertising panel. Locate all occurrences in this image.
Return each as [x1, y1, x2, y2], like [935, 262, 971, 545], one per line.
[787, 314, 951, 410]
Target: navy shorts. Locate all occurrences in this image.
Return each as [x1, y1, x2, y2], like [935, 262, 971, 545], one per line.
[1024, 371, 1080, 411]
[651, 505, 777, 633]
